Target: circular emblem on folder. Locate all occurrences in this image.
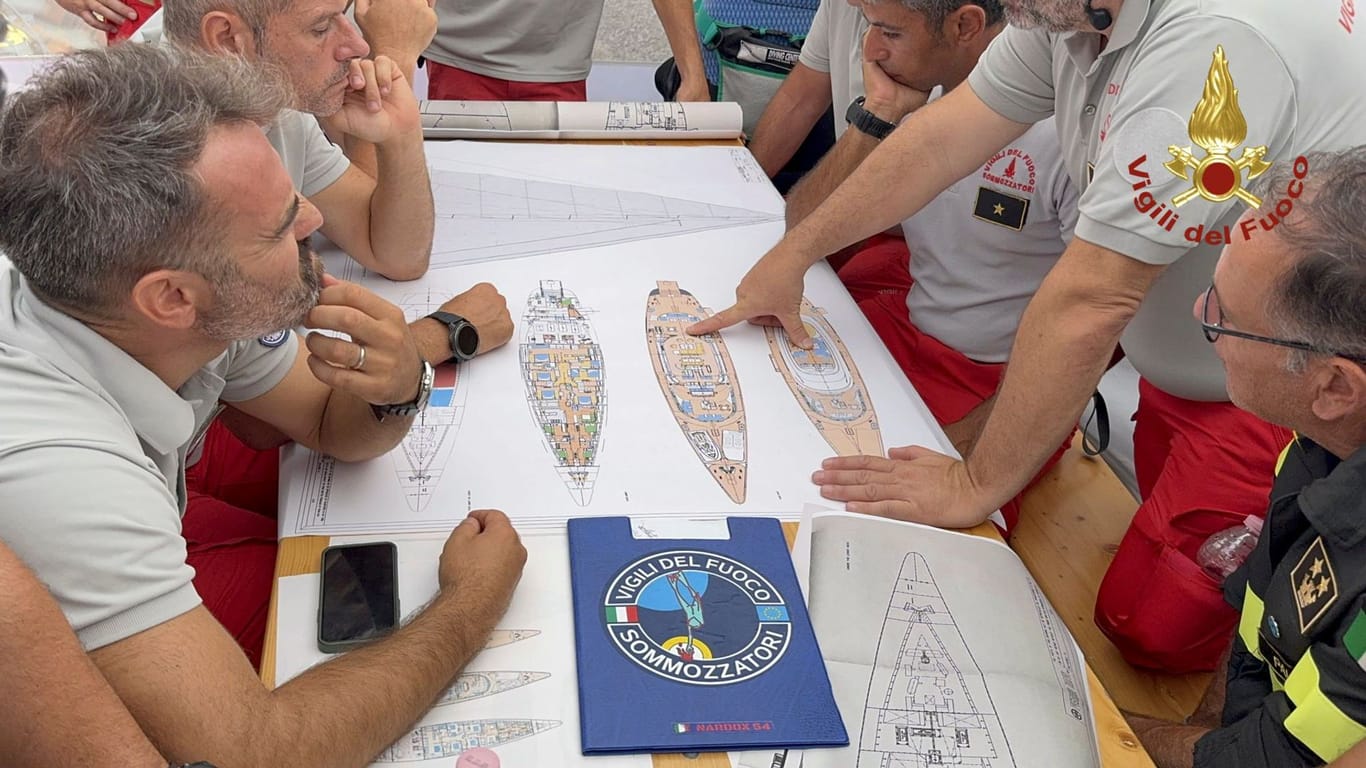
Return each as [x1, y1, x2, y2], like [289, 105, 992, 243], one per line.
[602, 550, 792, 685]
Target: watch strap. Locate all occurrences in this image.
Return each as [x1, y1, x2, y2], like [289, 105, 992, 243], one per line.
[845, 96, 897, 141]
[372, 359, 435, 420]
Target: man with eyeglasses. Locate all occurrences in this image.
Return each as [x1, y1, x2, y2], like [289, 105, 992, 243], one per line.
[1123, 148, 1366, 767]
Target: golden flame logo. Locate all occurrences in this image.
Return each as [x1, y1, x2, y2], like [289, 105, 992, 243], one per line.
[1164, 46, 1272, 207]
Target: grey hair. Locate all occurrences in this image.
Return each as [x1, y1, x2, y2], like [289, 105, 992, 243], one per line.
[866, 0, 1006, 30]
[1253, 148, 1366, 372]
[0, 43, 291, 318]
[164, 0, 293, 44]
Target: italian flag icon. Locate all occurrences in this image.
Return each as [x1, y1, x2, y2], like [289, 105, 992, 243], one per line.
[605, 605, 639, 623]
[673, 724, 690, 734]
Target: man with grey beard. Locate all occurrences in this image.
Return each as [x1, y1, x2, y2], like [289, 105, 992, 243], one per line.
[0, 43, 527, 766]
[694, 0, 1366, 674]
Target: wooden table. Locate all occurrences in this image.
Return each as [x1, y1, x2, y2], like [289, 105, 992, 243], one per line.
[262, 516, 1155, 767]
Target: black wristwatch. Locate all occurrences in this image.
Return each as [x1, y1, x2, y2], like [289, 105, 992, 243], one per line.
[372, 359, 435, 421]
[426, 310, 480, 363]
[845, 96, 898, 140]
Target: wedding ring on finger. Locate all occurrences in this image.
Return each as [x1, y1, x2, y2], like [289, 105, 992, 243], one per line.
[350, 343, 367, 371]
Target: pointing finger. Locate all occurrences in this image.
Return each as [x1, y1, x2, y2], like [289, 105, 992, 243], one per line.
[687, 305, 744, 336]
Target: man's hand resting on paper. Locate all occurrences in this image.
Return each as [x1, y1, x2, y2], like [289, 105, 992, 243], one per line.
[811, 447, 999, 529]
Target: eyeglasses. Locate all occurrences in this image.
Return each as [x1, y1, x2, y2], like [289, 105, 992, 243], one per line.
[1200, 284, 1366, 365]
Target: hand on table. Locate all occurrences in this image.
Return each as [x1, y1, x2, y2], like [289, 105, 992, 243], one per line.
[438, 510, 527, 614]
[674, 75, 710, 103]
[304, 274, 425, 405]
[437, 282, 513, 356]
[812, 446, 999, 529]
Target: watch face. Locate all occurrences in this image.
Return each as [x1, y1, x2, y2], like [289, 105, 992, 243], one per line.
[454, 322, 480, 359]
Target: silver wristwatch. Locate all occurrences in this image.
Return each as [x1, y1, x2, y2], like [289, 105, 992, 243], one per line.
[372, 359, 435, 421]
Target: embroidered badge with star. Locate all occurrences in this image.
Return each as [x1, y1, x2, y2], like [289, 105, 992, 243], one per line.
[972, 187, 1030, 231]
[1291, 536, 1338, 633]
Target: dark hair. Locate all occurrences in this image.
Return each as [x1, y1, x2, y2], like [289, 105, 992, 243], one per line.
[0, 43, 290, 317]
[872, 0, 1006, 29]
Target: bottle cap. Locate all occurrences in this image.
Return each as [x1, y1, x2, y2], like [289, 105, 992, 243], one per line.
[1243, 515, 1264, 535]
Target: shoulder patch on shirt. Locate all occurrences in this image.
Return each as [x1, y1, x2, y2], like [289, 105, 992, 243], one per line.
[258, 329, 291, 348]
[1292, 536, 1338, 633]
[972, 187, 1030, 231]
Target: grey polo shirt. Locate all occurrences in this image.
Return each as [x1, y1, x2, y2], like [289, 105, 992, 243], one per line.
[267, 108, 350, 198]
[968, 0, 1366, 400]
[905, 116, 1077, 362]
[798, 0, 864, 141]
[425, 0, 605, 83]
[0, 260, 297, 650]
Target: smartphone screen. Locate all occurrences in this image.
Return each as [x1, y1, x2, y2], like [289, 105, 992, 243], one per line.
[318, 542, 399, 652]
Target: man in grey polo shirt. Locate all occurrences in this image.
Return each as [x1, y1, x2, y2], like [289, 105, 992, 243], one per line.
[165, 0, 434, 282]
[0, 44, 526, 765]
[749, 0, 1077, 533]
[694, 0, 1366, 673]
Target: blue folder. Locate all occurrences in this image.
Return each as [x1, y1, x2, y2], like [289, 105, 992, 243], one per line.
[567, 516, 848, 754]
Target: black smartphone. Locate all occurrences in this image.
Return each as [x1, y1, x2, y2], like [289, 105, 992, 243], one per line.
[317, 542, 399, 654]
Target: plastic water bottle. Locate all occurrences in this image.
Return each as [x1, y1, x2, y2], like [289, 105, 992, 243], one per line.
[1197, 515, 1264, 581]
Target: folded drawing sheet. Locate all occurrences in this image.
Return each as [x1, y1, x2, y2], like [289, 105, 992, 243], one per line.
[797, 512, 1101, 768]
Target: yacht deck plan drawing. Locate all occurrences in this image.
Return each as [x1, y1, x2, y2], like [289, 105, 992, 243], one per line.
[766, 297, 883, 457]
[861, 554, 1010, 767]
[392, 293, 468, 512]
[436, 671, 551, 707]
[521, 281, 605, 505]
[802, 512, 1100, 768]
[646, 281, 747, 504]
[428, 168, 781, 268]
[377, 719, 561, 762]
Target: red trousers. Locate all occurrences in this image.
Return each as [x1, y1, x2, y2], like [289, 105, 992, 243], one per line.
[833, 233, 912, 303]
[426, 61, 588, 101]
[182, 419, 281, 670]
[1095, 379, 1292, 672]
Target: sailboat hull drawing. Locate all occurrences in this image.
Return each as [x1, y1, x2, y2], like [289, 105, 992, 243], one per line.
[860, 553, 1012, 767]
[429, 170, 783, 268]
[520, 280, 605, 506]
[766, 297, 883, 457]
[376, 719, 561, 762]
[436, 670, 551, 707]
[392, 292, 468, 512]
[646, 281, 747, 504]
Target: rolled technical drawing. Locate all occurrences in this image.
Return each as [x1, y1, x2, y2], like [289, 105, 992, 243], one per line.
[520, 280, 605, 506]
[765, 297, 883, 457]
[645, 281, 747, 504]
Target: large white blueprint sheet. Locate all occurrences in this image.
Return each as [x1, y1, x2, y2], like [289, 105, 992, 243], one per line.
[279, 142, 950, 537]
[796, 512, 1100, 768]
[274, 531, 649, 767]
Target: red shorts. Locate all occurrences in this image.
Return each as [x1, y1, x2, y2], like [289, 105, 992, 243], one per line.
[834, 233, 912, 304]
[1095, 378, 1293, 672]
[426, 61, 588, 101]
[182, 418, 281, 669]
[857, 293, 1067, 533]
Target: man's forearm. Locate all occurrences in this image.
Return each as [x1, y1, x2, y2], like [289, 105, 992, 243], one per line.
[260, 588, 496, 768]
[651, 0, 705, 92]
[315, 387, 414, 462]
[785, 127, 880, 229]
[782, 85, 1026, 271]
[369, 134, 435, 280]
[964, 244, 1156, 512]
[747, 65, 831, 176]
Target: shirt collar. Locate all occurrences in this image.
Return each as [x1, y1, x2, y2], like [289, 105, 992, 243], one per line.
[13, 269, 197, 456]
[1293, 437, 1366, 549]
[1061, 0, 1153, 75]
